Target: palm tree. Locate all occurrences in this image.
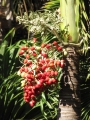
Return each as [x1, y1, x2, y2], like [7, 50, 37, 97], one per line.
[43, 0, 89, 120]
[57, 0, 89, 119]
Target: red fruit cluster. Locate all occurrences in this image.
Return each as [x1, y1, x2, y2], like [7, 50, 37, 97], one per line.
[17, 39, 65, 107]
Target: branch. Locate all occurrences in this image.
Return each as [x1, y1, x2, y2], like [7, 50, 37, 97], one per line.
[62, 38, 84, 48]
[52, 28, 63, 43]
[41, 21, 63, 43]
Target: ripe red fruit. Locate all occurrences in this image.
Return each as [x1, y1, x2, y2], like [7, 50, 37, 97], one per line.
[60, 60, 65, 68]
[24, 97, 30, 102]
[24, 59, 28, 64]
[26, 54, 30, 59]
[53, 41, 58, 46]
[27, 60, 32, 65]
[55, 60, 61, 66]
[45, 76, 50, 82]
[24, 92, 28, 97]
[33, 38, 37, 42]
[54, 71, 58, 76]
[32, 52, 37, 57]
[41, 43, 46, 48]
[27, 78, 32, 82]
[24, 67, 28, 72]
[19, 50, 24, 55]
[46, 44, 51, 49]
[45, 58, 50, 63]
[52, 78, 57, 83]
[50, 71, 55, 76]
[60, 63, 64, 68]
[39, 59, 45, 64]
[47, 79, 52, 85]
[48, 62, 54, 67]
[36, 81, 43, 88]
[31, 94, 35, 99]
[57, 46, 62, 51]
[21, 46, 28, 50]
[42, 65, 47, 71]
[27, 74, 32, 79]
[30, 46, 35, 51]
[41, 52, 47, 57]
[20, 67, 25, 72]
[29, 100, 36, 107]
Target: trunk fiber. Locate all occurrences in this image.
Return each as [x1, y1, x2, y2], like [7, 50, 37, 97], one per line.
[57, 47, 81, 120]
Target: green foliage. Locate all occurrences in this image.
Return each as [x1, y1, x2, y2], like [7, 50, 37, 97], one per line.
[42, 0, 90, 54]
[0, 34, 28, 119]
[0, 28, 62, 119]
[80, 56, 90, 120]
[42, 0, 60, 10]
[87, 67, 90, 80]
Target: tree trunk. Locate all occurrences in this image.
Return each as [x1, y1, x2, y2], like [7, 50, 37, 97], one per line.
[57, 47, 81, 120]
[0, 0, 13, 43]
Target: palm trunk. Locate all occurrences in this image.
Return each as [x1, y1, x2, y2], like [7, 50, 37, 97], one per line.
[0, 21, 2, 42]
[0, 0, 13, 43]
[57, 47, 81, 120]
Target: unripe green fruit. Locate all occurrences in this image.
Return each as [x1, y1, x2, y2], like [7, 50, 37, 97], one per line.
[36, 46, 41, 51]
[17, 71, 21, 76]
[64, 50, 68, 56]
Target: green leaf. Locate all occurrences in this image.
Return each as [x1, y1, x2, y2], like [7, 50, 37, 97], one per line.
[41, 92, 46, 101]
[40, 100, 44, 113]
[4, 28, 16, 45]
[46, 101, 52, 109]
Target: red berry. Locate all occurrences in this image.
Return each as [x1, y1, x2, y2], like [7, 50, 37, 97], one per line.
[26, 54, 30, 59]
[21, 46, 28, 50]
[53, 41, 58, 46]
[46, 44, 51, 49]
[41, 52, 47, 57]
[31, 94, 35, 99]
[48, 62, 54, 67]
[54, 71, 58, 76]
[52, 78, 57, 83]
[55, 60, 61, 66]
[57, 46, 62, 51]
[60, 60, 64, 68]
[51, 71, 56, 76]
[33, 38, 37, 42]
[42, 65, 47, 71]
[24, 92, 28, 97]
[20, 67, 25, 72]
[19, 50, 24, 55]
[45, 58, 50, 63]
[32, 52, 37, 57]
[36, 81, 43, 88]
[31, 46, 35, 51]
[24, 59, 28, 64]
[47, 79, 52, 85]
[39, 59, 45, 64]
[24, 67, 28, 72]
[29, 100, 36, 107]
[27, 60, 32, 65]
[41, 43, 46, 48]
